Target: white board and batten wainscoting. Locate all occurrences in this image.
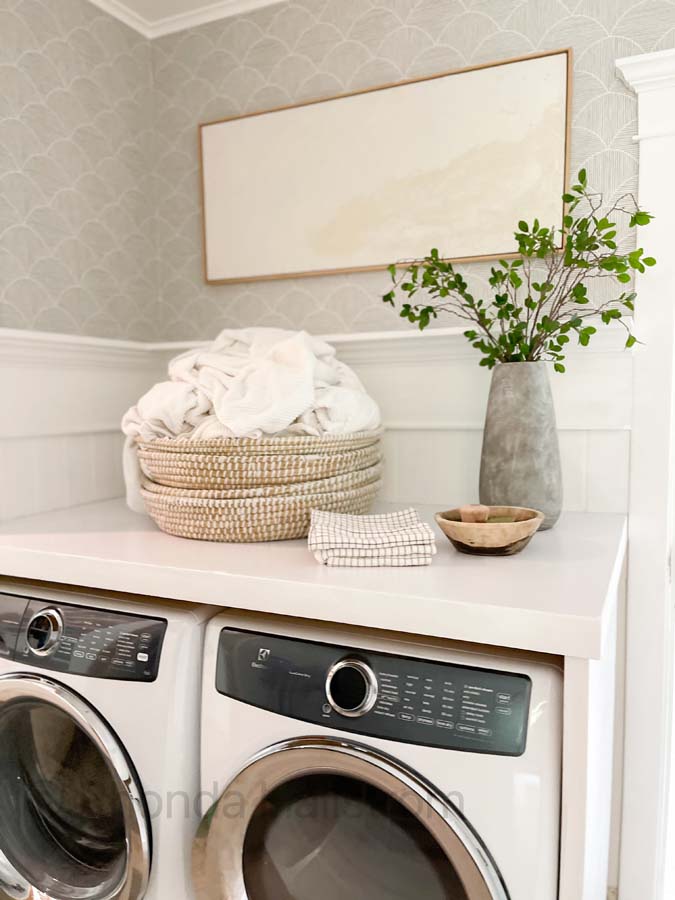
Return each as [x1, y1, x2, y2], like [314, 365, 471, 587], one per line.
[0, 324, 632, 524]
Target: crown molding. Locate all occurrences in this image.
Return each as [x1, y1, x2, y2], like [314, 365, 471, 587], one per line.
[85, 0, 285, 39]
[616, 48, 675, 94]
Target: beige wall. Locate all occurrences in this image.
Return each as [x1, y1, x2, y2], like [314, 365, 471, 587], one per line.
[3, 0, 675, 341]
[151, 0, 675, 340]
[0, 0, 157, 338]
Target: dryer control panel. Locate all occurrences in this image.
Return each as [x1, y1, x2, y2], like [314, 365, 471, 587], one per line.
[217, 629, 532, 757]
[0, 592, 167, 682]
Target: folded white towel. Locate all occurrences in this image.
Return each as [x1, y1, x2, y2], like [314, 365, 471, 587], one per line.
[314, 552, 435, 568]
[311, 507, 421, 532]
[309, 508, 436, 567]
[122, 328, 381, 512]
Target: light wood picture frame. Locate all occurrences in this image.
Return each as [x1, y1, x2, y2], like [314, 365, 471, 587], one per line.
[199, 49, 572, 286]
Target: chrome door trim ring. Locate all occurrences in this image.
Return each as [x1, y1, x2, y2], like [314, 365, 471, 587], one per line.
[25, 608, 63, 657]
[0, 673, 152, 900]
[193, 736, 510, 900]
[325, 658, 379, 717]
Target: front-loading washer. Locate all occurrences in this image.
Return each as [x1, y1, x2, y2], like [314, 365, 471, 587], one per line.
[194, 611, 563, 900]
[0, 580, 215, 900]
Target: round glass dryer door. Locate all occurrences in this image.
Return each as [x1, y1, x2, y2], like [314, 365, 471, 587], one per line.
[0, 674, 151, 900]
[193, 738, 509, 900]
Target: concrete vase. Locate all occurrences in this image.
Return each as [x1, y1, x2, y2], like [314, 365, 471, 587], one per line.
[479, 361, 562, 529]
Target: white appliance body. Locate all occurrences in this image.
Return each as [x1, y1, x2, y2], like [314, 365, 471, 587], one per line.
[197, 612, 563, 900]
[0, 581, 213, 900]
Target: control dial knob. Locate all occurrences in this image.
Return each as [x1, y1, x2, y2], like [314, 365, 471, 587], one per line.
[26, 607, 63, 657]
[326, 658, 378, 718]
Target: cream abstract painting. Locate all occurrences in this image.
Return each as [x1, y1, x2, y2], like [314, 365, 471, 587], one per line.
[200, 50, 570, 285]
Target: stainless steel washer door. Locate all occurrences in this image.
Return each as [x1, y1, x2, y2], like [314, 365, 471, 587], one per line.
[0, 674, 151, 900]
[193, 737, 509, 900]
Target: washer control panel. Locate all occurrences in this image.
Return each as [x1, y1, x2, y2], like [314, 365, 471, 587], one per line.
[217, 629, 532, 756]
[0, 592, 167, 681]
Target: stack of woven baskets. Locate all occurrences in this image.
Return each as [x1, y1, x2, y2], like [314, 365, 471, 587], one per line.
[137, 430, 383, 542]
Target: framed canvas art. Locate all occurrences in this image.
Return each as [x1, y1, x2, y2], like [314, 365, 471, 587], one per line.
[199, 49, 572, 285]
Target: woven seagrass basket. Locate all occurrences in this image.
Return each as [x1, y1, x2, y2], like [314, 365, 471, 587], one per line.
[140, 430, 381, 456]
[137, 429, 383, 542]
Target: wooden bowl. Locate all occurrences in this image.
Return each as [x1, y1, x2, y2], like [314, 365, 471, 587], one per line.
[435, 506, 544, 556]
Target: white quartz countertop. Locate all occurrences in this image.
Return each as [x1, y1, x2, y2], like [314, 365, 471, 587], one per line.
[0, 499, 626, 659]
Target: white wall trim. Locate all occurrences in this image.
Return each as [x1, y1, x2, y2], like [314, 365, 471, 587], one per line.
[615, 48, 675, 900]
[0, 323, 635, 522]
[144, 0, 285, 38]
[84, 0, 286, 39]
[0, 321, 633, 369]
[84, 0, 155, 37]
[0, 328, 160, 369]
[632, 128, 675, 143]
[617, 48, 675, 93]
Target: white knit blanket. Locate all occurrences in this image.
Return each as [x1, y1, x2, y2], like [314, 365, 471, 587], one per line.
[122, 328, 381, 512]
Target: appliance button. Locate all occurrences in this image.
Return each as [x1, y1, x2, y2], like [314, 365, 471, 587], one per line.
[416, 716, 434, 726]
[497, 693, 512, 704]
[496, 707, 513, 716]
[73, 650, 85, 659]
[85, 653, 97, 661]
[136, 652, 149, 662]
[436, 719, 454, 729]
[478, 728, 493, 737]
[398, 713, 415, 722]
[456, 724, 476, 734]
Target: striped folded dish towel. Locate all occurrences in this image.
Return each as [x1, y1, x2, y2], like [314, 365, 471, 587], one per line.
[309, 508, 436, 567]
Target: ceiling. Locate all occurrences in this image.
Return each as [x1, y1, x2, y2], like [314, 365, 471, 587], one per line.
[87, 0, 285, 38]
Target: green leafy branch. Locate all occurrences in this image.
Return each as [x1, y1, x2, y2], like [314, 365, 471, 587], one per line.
[382, 170, 655, 372]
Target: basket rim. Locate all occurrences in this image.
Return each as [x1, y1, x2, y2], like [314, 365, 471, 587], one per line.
[136, 428, 383, 454]
[141, 480, 381, 510]
[140, 462, 382, 499]
[138, 446, 382, 490]
[138, 447, 381, 465]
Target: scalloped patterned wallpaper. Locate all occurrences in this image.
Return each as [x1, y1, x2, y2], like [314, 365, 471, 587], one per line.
[0, 0, 157, 338]
[2, 0, 675, 340]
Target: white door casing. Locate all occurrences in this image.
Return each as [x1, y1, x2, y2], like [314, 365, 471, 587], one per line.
[616, 48, 675, 900]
